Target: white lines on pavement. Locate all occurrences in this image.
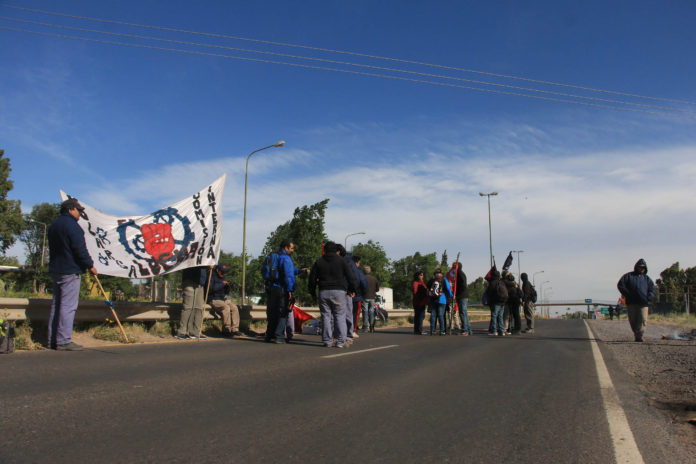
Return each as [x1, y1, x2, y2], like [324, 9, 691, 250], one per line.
[321, 344, 399, 359]
[584, 321, 645, 464]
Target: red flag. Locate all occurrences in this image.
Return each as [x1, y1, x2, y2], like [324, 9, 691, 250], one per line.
[292, 304, 314, 334]
[484, 264, 497, 281]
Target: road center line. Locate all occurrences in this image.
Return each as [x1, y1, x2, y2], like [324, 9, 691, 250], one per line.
[584, 321, 645, 464]
[321, 344, 399, 358]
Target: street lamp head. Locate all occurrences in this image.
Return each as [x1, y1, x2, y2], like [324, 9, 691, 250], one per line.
[273, 140, 286, 147]
[491, 192, 498, 196]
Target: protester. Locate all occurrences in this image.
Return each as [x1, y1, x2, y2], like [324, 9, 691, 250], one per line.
[264, 240, 302, 344]
[451, 263, 471, 336]
[617, 259, 655, 342]
[486, 270, 508, 336]
[308, 241, 357, 348]
[351, 255, 368, 338]
[47, 198, 98, 351]
[615, 297, 625, 320]
[207, 264, 243, 337]
[412, 271, 428, 335]
[176, 266, 209, 340]
[428, 269, 453, 335]
[503, 273, 522, 335]
[520, 273, 536, 333]
[361, 265, 380, 333]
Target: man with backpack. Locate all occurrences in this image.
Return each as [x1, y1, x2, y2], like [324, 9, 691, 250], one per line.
[263, 240, 304, 344]
[486, 270, 508, 336]
[520, 273, 537, 334]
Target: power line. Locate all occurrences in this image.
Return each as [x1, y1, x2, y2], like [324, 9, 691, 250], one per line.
[3, 3, 696, 107]
[3, 25, 694, 121]
[3, 15, 694, 116]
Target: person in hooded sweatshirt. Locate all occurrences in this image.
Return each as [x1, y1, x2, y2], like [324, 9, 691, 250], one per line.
[617, 259, 655, 342]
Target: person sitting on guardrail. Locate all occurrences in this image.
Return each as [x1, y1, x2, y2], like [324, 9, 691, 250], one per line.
[207, 264, 243, 337]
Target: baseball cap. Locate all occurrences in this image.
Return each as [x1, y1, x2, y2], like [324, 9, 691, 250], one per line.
[61, 198, 85, 212]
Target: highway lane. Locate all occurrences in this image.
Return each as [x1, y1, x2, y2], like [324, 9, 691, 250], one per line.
[1, 319, 689, 463]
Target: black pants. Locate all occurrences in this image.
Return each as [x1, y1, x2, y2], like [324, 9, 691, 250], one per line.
[265, 286, 289, 341]
[413, 305, 426, 334]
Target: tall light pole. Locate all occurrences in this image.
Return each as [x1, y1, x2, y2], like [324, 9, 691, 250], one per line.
[543, 287, 553, 317]
[344, 232, 365, 251]
[241, 140, 285, 305]
[540, 280, 550, 317]
[479, 192, 498, 267]
[533, 270, 544, 287]
[28, 219, 47, 267]
[512, 250, 524, 280]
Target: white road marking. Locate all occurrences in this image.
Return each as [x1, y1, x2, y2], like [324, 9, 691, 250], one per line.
[585, 321, 645, 464]
[321, 344, 399, 358]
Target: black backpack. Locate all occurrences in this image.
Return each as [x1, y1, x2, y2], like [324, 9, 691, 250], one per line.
[530, 286, 538, 303]
[495, 279, 508, 301]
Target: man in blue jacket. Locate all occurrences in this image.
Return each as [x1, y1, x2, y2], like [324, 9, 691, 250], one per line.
[265, 240, 302, 344]
[617, 259, 655, 342]
[47, 198, 97, 351]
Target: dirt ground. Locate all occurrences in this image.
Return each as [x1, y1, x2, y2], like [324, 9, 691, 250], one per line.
[587, 319, 696, 449]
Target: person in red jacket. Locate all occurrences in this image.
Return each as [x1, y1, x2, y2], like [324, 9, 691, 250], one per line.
[412, 271, 428, 334]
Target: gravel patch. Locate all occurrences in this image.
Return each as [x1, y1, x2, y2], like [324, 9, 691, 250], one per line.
[587, 319, 696, 452]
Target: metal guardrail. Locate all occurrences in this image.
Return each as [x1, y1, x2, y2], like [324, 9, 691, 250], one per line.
[0, 298, 490, 323]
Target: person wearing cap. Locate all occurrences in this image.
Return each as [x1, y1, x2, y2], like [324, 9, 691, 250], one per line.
[617, 259, 655, 342]
[47, 198, 98, 351]
[207, 264, 242, 337]
[176, 266, 209, 340]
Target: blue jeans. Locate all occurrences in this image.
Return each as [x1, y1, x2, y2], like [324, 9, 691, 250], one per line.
[48, 273, 81, 347]
[362, 298, 375, 330]
[430, 300, 446, 333]
[457, 297, 471, 334]
[319, 289, 347, 345]
[490, 304, 505, 335]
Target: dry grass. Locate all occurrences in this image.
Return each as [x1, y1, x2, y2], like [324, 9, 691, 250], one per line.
[649, 312, 696, 328]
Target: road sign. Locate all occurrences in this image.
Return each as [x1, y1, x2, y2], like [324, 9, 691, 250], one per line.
[585, 299, 592, 303]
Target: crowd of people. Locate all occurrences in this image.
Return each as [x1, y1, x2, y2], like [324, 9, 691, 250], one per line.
[43, 203, 656, 350]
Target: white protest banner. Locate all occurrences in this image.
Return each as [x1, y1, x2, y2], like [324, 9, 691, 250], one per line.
[60, 175, 226, 278]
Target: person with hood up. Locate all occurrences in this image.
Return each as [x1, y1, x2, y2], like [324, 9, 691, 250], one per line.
[485, 269, 508, 336]
[617, 259, 655, 342]
[520, 273, 536, 333]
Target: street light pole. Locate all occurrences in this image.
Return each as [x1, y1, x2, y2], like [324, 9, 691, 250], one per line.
[344, 232, 366, 251]
[512, 250, 524, 280]
[241, 140, 285, 306]
[533, 270, 544, 287]
[540, 280, 550, 317]
[479, 192, 498, 268]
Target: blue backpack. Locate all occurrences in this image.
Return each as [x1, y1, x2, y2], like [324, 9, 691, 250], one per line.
[261, 252, 282, 287]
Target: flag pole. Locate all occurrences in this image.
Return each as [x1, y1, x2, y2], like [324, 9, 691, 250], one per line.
[93, 275, 129, 343]
[197, 266, 215, 340]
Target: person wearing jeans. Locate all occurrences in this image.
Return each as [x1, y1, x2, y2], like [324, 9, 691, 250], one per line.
[428, 269, 452, 335]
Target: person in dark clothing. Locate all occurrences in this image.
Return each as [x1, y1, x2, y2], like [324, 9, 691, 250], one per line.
[308, 241, 357, 347]
[520, 273, 536, 333]
[176, 266, 209, 340]
[207, 264, 242, 337]
[453, 263, 471, 336]
[361, 265, 380, 333]
[350, 255, 368, 339]
[617, 259, 655, 342]
[412, 271, 428, 334]
[47, 198, 97, 351]
[503, 273, 522, 335]
[486, 270, 508, 336]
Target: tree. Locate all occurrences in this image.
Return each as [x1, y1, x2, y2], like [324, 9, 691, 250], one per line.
[0, 150, 24, 254]
[19, 202, 60, 293]
[440, 250, 448, 269]
[657, 262, 696, 312]
[389, 251, 439, 308]
[260, 199, 330, 305]
[467, 276, 487, 303]
[351, 240, 390, 287]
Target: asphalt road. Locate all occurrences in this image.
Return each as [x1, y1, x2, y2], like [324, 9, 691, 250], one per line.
[2, 319, 690, 463]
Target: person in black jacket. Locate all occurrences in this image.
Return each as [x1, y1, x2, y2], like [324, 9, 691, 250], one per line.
[207, 264, 242, 337]
[453, 262, 471, 336]
[308, 241, 357, 348]
[520, 273, 536, 333]
[617, 259, 655, 342]
[485, 270, 508, 336]
[503, 272, 522, 335]
[47, 198, 98, 351]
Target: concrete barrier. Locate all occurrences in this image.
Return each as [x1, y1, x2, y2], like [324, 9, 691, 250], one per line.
[0, 298, 490, 323]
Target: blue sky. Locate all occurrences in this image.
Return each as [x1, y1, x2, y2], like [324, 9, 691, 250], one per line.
[2, 0, 695, 306]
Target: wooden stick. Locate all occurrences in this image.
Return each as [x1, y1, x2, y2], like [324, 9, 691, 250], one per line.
[93, 274, 130, 343]
[197, 266, 215, 340]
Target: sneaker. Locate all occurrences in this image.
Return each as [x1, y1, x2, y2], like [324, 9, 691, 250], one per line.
[505, 331, 512, 335]
[175, 333, 189, 340]
[232, 331, 244, 337]
[335, 343, 346, 348]
[461, 332, 469, 337]
[56, 342, 83, 351]
[273, 339, 286, 344]
[499, 332, 506, 336]
[488, 333, 497, 336]
[353, 332, 360, 339]
[345, 339, 354, 345]
[439, 331, 446, 336]
[324, 343, 333, 348]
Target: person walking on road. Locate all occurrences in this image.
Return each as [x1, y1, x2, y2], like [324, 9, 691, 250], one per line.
[308, 241, 357, 348]
[520, 273, 536, 334]
[504, 272, 522, 335]
[617, 259, 655, 342]
[412, 271, 428, 335]
[47, 198, 98, 351]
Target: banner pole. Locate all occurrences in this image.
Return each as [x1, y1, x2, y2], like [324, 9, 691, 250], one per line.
[197, 266, 215, 340]
[93, 275, 129, 343]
